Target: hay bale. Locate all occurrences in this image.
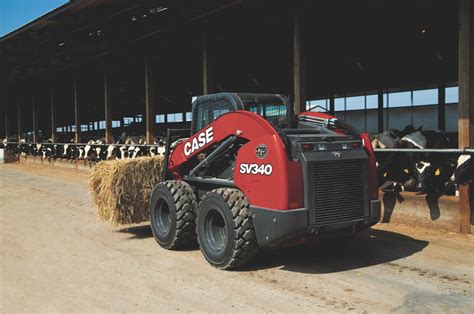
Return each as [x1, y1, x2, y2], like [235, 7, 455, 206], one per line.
[88, 156, 164, 225]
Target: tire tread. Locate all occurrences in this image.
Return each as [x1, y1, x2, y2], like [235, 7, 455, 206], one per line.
[199, 188, 259, 269]
[152, 180, 197, 249]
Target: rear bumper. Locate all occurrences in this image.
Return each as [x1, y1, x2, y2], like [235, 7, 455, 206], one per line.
[250, 200, 381, 248]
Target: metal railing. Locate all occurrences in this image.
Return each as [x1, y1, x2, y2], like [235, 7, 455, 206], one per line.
[3, 142, 473, 154]
[3, 141, 163, 148]
[374, 148, 474, 154]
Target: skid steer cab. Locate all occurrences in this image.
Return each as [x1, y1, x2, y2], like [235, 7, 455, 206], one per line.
[149, 93, 381, 269]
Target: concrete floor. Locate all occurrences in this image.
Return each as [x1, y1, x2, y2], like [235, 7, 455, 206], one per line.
[1, 163, 473, 313]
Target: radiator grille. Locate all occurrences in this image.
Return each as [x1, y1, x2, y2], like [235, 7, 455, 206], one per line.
[312, 159, 368, 225]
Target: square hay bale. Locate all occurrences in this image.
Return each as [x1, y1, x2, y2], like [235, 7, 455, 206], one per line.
[88, 156, 165, 225]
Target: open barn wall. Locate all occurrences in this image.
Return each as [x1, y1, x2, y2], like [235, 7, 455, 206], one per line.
[0, 0, 472, 234]
[0, 0, 471, 148]
[1, 0, 464, 141]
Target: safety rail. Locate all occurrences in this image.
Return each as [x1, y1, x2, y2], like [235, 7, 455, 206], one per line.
[2, 141, 163, 148]
[374, 148, 474, 154]
[3, 143, 473, 153]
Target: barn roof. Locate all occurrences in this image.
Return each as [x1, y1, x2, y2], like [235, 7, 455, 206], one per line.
[0, 0, 460, 97]
[0, 0, 243, 83]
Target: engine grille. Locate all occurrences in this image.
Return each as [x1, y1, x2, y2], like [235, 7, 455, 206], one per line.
[311, 159, 369, 226]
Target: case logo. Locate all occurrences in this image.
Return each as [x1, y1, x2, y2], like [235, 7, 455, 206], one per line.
[256, 144, 268, 159]
[184, 126, 214, 156]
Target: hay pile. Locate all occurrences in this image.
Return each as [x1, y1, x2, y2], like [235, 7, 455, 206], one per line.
[88, 156, 164, 225]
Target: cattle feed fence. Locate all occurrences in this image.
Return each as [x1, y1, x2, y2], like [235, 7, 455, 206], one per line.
[3, 142, 163, 147]
[4, 143, 473, 152]
[374, 148, 474, 153]
[2, 142, 472, 233]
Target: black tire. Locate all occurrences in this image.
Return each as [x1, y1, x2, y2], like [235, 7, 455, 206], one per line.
[149, 180, 197, 249]
[197, 188, 259, 270]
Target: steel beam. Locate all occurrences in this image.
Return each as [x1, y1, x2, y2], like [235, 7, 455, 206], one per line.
[458, 0, 473, 234]
[438, 83, 446, 131]
[378, 91, 384, 133]
[145, 56, 155, 144]
[104, 71, 113, 144]
[73, 80, 81, 143]
[50, 88, 57, 142]
[17, 97, 21, 141]
[292, 15, 306, 114]
[4, 103, 8, 139]
[329, 95, 335, 115]
[32, 95, 37, 142]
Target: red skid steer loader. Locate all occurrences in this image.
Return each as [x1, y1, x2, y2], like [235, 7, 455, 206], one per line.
[149, 93, 380, 269]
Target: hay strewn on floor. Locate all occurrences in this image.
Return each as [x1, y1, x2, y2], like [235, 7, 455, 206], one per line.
[88, 156, 164, 225]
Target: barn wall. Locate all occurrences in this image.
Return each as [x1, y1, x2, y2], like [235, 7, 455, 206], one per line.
[334, 103, 459, 134]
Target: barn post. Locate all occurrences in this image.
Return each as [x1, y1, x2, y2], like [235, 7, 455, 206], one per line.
[50, 88, 57, 142]
[458, 0, 473, 234]
[32, 95, 37, 142]
[329, 95, 335, 115]
[104, 71, 113, 144]
[378, 90, 384, 133]
[73, 80, 81, 143]
[4, 103, 8, 140]
[145, 56, 155, 144]
[292, 14, 307, 114]
[17, 96, 22, 141]
[202, 34, 214, 95]
[437, 83, 446, 131]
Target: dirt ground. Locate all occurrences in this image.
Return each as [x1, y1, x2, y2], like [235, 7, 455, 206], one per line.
[1, 163, 473, 313]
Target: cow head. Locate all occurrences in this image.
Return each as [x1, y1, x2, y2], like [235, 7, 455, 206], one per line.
[415, 160, 457, 195]
[106, 145, 120, 160]
[119, 146, 128, 159]
[62, 144, 70, 158]
[454, 155, 473, 185]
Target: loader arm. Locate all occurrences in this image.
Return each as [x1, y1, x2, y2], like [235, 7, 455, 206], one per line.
[168, 110, 304, 210]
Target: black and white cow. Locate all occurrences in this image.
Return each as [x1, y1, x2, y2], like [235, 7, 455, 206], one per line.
[371, 125, 421, 149]
[404, 131, 455, 195]
[376, 126, 456, 194]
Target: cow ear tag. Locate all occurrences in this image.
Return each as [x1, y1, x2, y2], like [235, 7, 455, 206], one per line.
[435, 168, 441, 176]
[403, 169, 409, 174]
[383, 172, 388, 177]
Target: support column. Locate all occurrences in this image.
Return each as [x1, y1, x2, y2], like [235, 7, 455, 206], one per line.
[4, 103, 8, 139]
[329, 95, 335, 115]
[32, 95, 37, 142]
[50, 88, 57, 142]
[292, 15, 306, 114]
[202, 34, 214, 95]
[73, 80, 81, 143]
[104, 71, 113, 144]
[438, 83, 446, 131]
[378, 90, 384, 133]
[145, 56, 155, 144]
[17, 97, 21, 141]
[458, 0, 473, 234]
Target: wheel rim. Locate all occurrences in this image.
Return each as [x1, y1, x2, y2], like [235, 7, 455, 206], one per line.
[204, 209, 227, 252]
[155, 198, 171, 235]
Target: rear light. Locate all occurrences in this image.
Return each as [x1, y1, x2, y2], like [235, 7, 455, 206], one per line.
[352, 141, 361, 149]
[317, 144, 327, 151]
[302, 143, 315, 151]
